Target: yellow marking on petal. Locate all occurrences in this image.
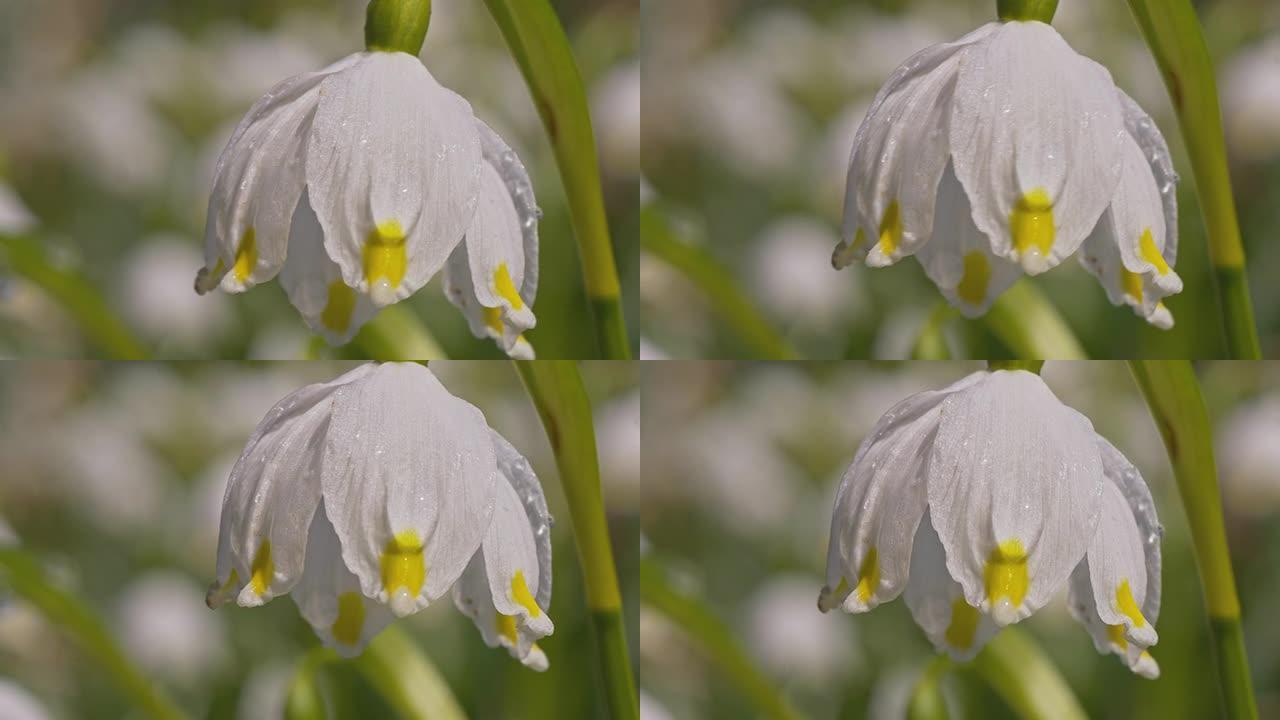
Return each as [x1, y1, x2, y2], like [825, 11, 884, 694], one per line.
[320, 281, 357, 334]
[834, 577, 850, 597]
[380, 531, 426, 599]
[1106, 623, 1129, 651]
[493, 263, 524, 310]
[363, 220, 407, 290]
[1010, 188, 1054, 257]
[483, 306, 504, 335]
[496, 613, 519, 644]
[332, 592, 366, 646]
[219, 569, 239, 594]
[852, 228, 867, 250]
[212, 258, 227, 277]
[984, 539, 1028, 609]
[945, 598, 981, 650]
[234, 227, 258, 283]
[512, 570, 541, 618]
[855, 547, 880, 604]
[1115, 579, 1146, 628]
[878, 201, 902, 256]
[251, 542, 273, 596]
[1122, 268, 1144, 302]
[1138, 229, 1171, 275]
[957, 251, 991, 306]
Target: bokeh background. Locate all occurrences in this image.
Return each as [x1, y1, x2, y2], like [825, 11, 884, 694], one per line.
[640, 361, 1280, 719]
[0, 0, 639, 359]
[0, 360, 639, 719]
[641, 0, 1280, 359]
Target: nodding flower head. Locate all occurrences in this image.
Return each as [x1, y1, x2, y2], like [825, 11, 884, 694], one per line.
[208, 362, 554, 667]
[820, 369, 1162, 678]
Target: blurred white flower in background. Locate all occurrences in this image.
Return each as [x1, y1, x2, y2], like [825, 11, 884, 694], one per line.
[1223, 37, 1280, 161]
[822, 369, 1163, 677]
[201, 26, 323, 111]
[198, 50, 540, 357]
[752, 217, 861, 328]
[121, 238, 233, 351]
[834, 20, 1182, 327]
[1218, 396, 1280, 516]
[59, 68, 176, 195]
[0, 183, 37, 235]
[55, 408, 168, 533]
[0, 680, 50, 720]
[235, 660, 292, 720]
[681, 410, 795, 534]
[747, 575, 856, 683]
[592, 61, 641, 176]
[596, 391, 640, 504]
[117, 572, 229, 687]
[209, 363, 554, 666]
[640, 690, 674, 720]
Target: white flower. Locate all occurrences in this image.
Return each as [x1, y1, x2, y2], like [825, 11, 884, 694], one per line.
[0, 183, 37, 235]
[820, 369, 1162, 677]
[208, 362, 554, 666]
[197, 50, 540, 357]
[834, 21, 1182, 328]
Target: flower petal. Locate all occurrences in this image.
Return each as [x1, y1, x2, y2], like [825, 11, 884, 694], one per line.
[491, 430, 554, 611]
[1116, 88, 1178, 269]
[820, 370, 986, 614]
[904, 514, 1000, 661]
[279, 192, 378, 345]
[442, 244, 536, 359]
[949, 22, 1126, 275]
[836, 23, 998, 270]
[927, 370, 1104, 626]
[476, 119, 540, 306]
[915, 163, 1022, 316]
[1067, 562, 1160, 678]
[452, 551, 550, 671]
[209, 362, 376, 608]
[1081, 472, 1158, 648]
[307, 53, 482, 307]
[292, 507, 395, 657]
[320, 363, 498, 617]
[199, 53, 361, 294]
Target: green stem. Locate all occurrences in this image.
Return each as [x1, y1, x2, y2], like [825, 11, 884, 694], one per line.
[996, 0, 1059, 22]
[514, 361, 637, 720]
[969, 629, 1087, 720]
[639, 557, 801, 720]
[350, 626, 467, 720]
[1128, 361, 1258, 719]
[284, 647, 332, 720]
[986, 359, 1044, 374]
[483, 0, 631, 359]
[349, 304, 445, 360]
[0, 234, 148, 359]
[983, 280, 1086, 360]
[912, 303, 955, 359]
[1126, 1, 1261, 358]
[640, 206, 799, 360]
[0, 549, 185, 720]
[365, 0, 431, 55]
[907, 655, 951, 720]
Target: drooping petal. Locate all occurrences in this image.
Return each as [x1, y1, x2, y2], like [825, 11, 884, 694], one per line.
[452, 435, 553, 669]
[1096, 437, 1163, 627]
[1067, 562, 1160, 678]
[279, 192, 378, 345]
[820, 370, 986, 614]
[1116, 88, 1178, 269]
[209, 363, 376, 608]
[836, 23, 999, 270]
[491, 429, 554, 611]
[442, 246, 535, 359]
[445, 162, 536, 355]
[307, 53, 482, 307]
[1079, 113, 1181, 328]
[198, 53, 362, 294]
[927, 370, 1104, 626]
[476, 119, 540, 307]
[949, 22, 1127, 275]
[320, 363, 498, 617]
[915, 164, 1022, 316]
[904, 514, 1000, 661]
[292, 507, 395, 657]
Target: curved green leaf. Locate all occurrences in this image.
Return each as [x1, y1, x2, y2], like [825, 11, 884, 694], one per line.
[482, 0, 631, 359]
[351, 626, 467, 720]
[983, 280, 1086, 360]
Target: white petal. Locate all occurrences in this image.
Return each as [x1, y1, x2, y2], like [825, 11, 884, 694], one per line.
[1067, 562, 1160, 678]
[292, 508, 395, 657]
[1083, 476, 1158, 647]
[837, 23, 998, 269]
[492, 430, 554, 610]
[1116, 88, 1178, 268]
[320, 363, 498, 616]
[1097, 437, 1163, 627]
[199, 53, 361, 294]
[307, 53, 482, 307]
[820, 370, 987, 614]
[483, 471, 555, 657]
[476, 119, 540, 305]
[209, 363, 376, 608]
[927, 370, 1104, 626]
[460, 164, 536, 344]
[904, 514, 1000, 661]
[452, 551, 549, 671]
[915, 163, 1022, 316]
[949, 22, 1126, 274]
[279, 192, 378, 345]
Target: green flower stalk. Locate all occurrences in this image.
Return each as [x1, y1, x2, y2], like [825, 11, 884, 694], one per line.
[996, 0, 1059, 23]
[365, 0, 432, 55]
[1129, 361, 1259, 719]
